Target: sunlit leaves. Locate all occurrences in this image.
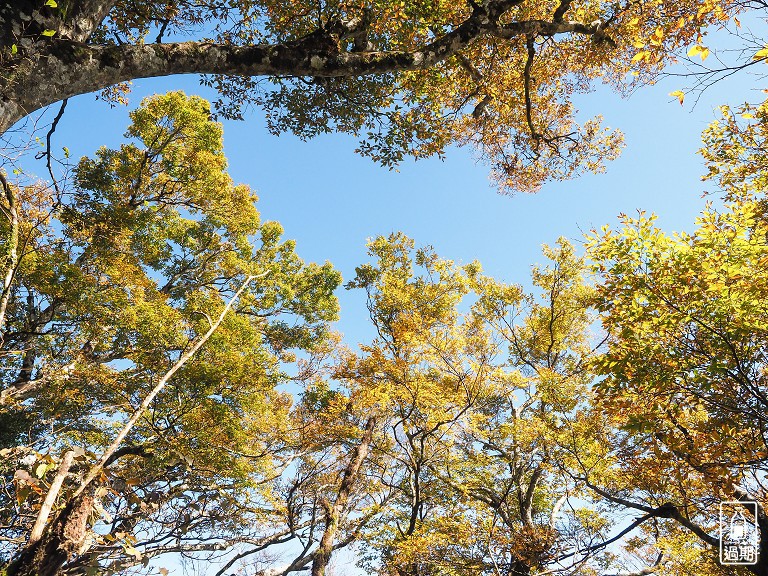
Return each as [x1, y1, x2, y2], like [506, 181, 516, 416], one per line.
[0, 91, 341, 571]
[700, 96, 768, 203]
[99, 0, 739, 193]
[336, 234, 618, 575]
[587, 195, 768, 515]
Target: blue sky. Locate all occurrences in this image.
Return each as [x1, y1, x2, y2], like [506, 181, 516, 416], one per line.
[34, 62, 760, 348]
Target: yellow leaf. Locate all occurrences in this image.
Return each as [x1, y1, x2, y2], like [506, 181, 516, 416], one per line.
[669, 90, 685, 105]
[741, 113, 755, 119]
[632, 51, 649, 63]
[35, 463, 49, 478]
[754, 46, 768, 60]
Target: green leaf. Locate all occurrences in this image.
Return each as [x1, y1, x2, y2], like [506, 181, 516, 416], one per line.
[41, 29, 56, 37]
[11, 44, 17, 54]
[45, 0, 58, 6]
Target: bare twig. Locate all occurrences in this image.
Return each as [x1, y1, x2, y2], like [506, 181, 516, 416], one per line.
[35, 99, 67, 197]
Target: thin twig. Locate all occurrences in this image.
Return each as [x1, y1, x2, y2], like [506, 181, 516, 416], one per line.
[45, 99, 67, 197]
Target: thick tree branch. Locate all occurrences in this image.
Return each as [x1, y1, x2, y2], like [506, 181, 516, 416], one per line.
[489, 18, 605, 40]
[0, 0, 613, 134]
[581, 479, 719, 548]
[58, 0, 117, 42]
[25, 450, 75, 549]
[552, 0, 574, 23]
[521, 465, 543, 525]
[523, 35, 540, 143]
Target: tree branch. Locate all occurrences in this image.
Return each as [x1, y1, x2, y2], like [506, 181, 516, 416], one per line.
[581, 479, 719, 548]
[63, 0, 118, 42]
[25, 450, 75, 549]
[0, 0, 614, 134]
[604, 553, 665, 576]
[72, 273, 260, 500]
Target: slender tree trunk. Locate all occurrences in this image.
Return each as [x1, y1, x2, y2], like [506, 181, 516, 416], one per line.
[0, 172, 18, 337]
[311, 417, 376, 576]
[5, 275, 257, 576]
[26, 450, 75, 548]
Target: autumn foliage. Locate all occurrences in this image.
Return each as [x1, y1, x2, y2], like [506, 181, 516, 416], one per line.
[1, 0, 768, 574]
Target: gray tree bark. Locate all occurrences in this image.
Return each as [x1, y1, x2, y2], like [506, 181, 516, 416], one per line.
[0, 0, 605, 135]
[311, 417, 376, 576]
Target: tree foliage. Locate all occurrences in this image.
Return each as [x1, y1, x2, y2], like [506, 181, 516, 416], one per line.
[0, 0, 754, 191]
[317, 234, 641, 576]
[0, 91, 340, 576]
[1, 26, 768, 570]
[585, 95, 768, 576]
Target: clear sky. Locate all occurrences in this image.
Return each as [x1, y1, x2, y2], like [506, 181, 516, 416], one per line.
[33, 62, 761, 347]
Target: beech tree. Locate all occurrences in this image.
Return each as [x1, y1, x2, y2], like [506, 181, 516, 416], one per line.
[331, 234, 660, 576]
[0, 0, 747, 192]
[0, 91, 340, 576]
[585, 100, 768, 575]
[8, 90, 768, 574]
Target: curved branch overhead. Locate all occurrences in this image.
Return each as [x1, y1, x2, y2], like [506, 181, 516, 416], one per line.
[1, 0, 603, 129]
[0, 0, 741, 192]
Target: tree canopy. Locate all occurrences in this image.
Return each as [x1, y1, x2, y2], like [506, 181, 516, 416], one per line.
[0, 92, 341, 576]
[583, 93, 768, 576]
[2, 1, 768, 574]
[0, 0, 754, 191]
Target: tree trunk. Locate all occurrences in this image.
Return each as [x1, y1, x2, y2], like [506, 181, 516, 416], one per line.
[0, 173, 18, 336]
[311, 417, 376, 576]
[7, 488, 95, 576]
